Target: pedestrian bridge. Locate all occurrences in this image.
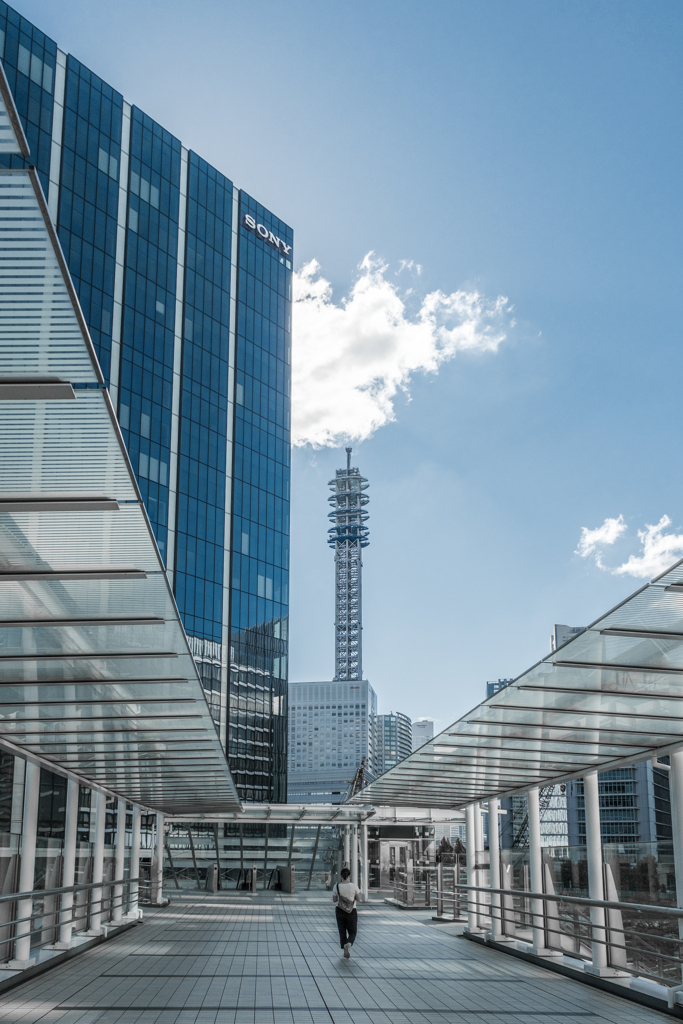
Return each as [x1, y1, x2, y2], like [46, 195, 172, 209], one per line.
[0, 891, 667, 1023]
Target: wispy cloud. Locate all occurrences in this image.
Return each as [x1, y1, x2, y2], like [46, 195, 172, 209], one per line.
[575, 515, 626, 569]
[292, 254, 512, 448]
[576, 514, 683, 579]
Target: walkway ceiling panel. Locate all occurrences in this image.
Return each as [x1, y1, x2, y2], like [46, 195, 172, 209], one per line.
[351, 573, 683, 808]
[0, 70, 239, 814]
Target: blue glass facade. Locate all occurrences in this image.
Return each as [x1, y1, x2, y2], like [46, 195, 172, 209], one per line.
[58, 58, 121, 386]
[0, 1, 291, 802]
[118, 109, 180, 564]
[230, 195, 292, 801]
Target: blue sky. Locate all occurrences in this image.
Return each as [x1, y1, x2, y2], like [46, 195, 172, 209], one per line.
[18, 0, 683, 728]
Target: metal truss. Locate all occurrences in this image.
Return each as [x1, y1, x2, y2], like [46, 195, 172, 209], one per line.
[328, 448, 369, 681]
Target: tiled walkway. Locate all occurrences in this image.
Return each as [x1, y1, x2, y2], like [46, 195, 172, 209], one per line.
[0, 891, 668, 1023]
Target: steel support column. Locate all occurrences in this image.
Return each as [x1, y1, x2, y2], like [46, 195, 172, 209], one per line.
[583, 770, 609, 973]
[350, 825, 358, 885]
[88, 790, 106, 934]
[154, 813, 165, 904]
[13, 760, 40, 964]
[57, 779, 80, 946]
[669, 750, 683, 982]
[130, 806, 141, 915]
[112, 799, 126, 922]
[527, 786, 550, 953]
[488, 797, 502, 941]
[465, 803, 480, 932]
[360, 823, 368, 900]
[343, 825, 350, 867]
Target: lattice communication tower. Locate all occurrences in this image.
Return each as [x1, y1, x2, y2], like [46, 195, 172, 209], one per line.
[328, 448, 369, 681]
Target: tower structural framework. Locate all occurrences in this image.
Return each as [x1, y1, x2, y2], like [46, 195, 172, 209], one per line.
[328, 448, 369, 681]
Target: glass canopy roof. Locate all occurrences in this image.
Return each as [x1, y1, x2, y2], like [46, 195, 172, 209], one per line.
[0, 63, 239, 814]
[352, 568, 683, 809]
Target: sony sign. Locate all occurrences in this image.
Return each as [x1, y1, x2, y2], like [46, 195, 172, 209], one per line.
[242, 214, 292, 257]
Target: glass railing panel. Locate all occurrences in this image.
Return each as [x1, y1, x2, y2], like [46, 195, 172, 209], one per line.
[602, 839, 680, 983]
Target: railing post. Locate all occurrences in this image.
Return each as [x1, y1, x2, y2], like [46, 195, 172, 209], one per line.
[488, 797, 502, 940]
[583, 770, 610, 975]
[130, 806, 141, 916]
[350, 824, 358, 885]
[112, 799, 126, 923]
[360, 823, 368, 899]
[57, 779, 79, 946]
[154, 813, 165, 904]
[87, 790, 106, 935]
[12, 760, 40, 965]
[669, 750, 683, 983]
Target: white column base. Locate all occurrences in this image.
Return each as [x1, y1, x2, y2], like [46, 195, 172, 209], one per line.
[584, 964, 631, 978]
[531, 945, 563, 957]
[3, 958, 33, 970]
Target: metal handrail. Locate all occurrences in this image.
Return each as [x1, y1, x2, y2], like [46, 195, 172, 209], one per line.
[0, 875, 144, 905]
[441, 881, 683, 917]
[0, 879, 148, 949]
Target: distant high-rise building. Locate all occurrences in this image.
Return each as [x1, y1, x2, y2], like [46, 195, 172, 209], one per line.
[376, 713, 412, 774]
[412, 718, 434, 751]
[287, 680, 377, 804]
[486, 678, 513, 699]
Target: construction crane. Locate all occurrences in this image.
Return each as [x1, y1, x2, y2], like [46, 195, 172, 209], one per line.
[347, 757, 370, 799]
[511, 785, 557, 847]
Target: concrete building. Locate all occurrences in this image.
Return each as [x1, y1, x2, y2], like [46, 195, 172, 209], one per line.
[286, 680, 377, 804]
[412, 718, 434, 751]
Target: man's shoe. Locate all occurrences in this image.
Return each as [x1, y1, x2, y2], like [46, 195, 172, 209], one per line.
[344, 942, 351, 959]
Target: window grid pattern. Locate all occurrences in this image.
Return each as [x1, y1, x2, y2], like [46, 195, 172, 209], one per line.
[118, 108, 181, 563]
[229, 192, 292, 803]
[0, 2, 54, 194]
[57, 57, 122, 385]
[175, 152, 232, 649]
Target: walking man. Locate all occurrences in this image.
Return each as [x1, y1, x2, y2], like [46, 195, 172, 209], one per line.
[332, 866, 363, 958]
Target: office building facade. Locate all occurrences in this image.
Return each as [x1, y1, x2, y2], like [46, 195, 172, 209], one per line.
[287, 680, 377, 804]
[376, 712, 412, 774]
[412, 718, 434, 751]
[0, 2, 291, 802]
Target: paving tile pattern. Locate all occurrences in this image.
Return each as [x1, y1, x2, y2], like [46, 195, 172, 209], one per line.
[0, 892, 669, 1023]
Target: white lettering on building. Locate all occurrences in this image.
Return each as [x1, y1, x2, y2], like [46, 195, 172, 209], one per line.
[242, 214, 292, 256]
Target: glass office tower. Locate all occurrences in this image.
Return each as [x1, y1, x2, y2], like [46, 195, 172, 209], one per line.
[0, 3, 291, 802]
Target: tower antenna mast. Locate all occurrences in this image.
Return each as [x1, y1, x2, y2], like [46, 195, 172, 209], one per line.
[328, 448, 370, 681]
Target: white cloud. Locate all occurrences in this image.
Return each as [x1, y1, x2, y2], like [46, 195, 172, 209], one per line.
[292, 254, 512, 448]
[575, 515, 626, 569]
[613, 516, 683, 579]
[576, 514, 683, 579]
